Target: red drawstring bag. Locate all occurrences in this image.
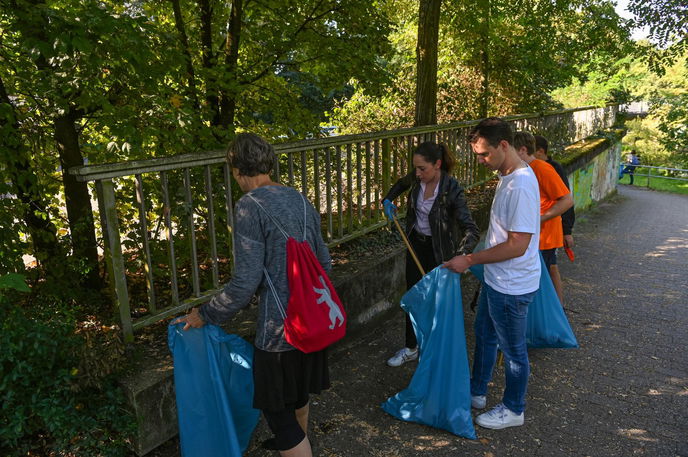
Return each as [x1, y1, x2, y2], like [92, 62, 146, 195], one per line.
[282, 237, 346, 352]
[249, 194, 347, 353]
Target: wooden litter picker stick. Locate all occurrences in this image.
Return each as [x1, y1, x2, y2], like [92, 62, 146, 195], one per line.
[392, 215, 425, 276]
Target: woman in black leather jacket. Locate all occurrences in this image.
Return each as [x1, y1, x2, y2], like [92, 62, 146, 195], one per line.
[382, 141, 480, 367]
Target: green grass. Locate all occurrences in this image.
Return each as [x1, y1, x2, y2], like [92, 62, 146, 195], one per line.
[620, 168, 688, 195]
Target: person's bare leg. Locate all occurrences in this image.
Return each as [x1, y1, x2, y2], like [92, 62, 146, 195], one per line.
[295, 403, 309, 434]
[279, 437, 312, 457]
[549, 264, 564, 306]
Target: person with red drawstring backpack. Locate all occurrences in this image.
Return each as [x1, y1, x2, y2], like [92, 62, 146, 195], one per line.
[179, 133, 337, 457]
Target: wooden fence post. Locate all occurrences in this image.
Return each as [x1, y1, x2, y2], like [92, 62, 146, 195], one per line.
[99, 179, 134, 342]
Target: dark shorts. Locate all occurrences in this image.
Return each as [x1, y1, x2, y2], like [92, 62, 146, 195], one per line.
[252, 346, 330, 412]
[262, 408, 306, 450]
[253, 347, 330, 450]
[540, 248, 557, 269]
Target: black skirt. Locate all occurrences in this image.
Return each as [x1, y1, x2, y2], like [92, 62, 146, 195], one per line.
[252, 346, 330, 411]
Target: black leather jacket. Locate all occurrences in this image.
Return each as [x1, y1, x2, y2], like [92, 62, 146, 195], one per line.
[383, 171, 480, 263]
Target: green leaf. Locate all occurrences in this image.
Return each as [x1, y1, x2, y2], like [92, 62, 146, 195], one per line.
[0, 274, 30, 292]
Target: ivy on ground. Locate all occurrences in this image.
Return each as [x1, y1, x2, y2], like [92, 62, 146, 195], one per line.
[0, 275, 134, 457]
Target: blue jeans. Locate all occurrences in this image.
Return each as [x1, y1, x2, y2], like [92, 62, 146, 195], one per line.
[470, 283, 535, 414]
[620, 165, 637, 184]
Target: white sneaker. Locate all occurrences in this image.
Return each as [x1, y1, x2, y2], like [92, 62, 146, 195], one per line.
[387, 347, 418, 367]
[475, 403, 524, 430]
[471, 395, 486, 409]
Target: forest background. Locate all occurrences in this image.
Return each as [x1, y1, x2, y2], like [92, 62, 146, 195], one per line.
[0, 0, 685, 455]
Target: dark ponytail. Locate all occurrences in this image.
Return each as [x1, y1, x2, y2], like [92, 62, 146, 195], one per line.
[414, 141, 455, 173]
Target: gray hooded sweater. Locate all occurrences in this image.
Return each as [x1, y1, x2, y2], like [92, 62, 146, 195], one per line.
[199, 185, 332, 352]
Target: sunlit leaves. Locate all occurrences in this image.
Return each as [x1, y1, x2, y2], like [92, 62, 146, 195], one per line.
[333, 0, 635, 132]
[628, 0, 687, 73]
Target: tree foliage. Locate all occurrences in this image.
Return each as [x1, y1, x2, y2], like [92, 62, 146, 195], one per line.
[651, 55, 688, 163]
[0, 0, 392, 277]
[332, 0, 634, 133]
[553, 45, 688, 166]
[628, 0, 687, 73]
[140, 0, 393, 141]
[0, 0, 174, 284]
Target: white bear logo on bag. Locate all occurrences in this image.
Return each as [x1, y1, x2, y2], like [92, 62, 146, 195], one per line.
[313, 276, 344, 329]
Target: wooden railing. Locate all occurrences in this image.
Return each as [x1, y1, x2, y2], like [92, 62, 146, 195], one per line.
[71, 104, 618, 341]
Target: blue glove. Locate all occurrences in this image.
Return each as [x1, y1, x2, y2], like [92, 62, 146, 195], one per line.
[383, 199, 397, 220]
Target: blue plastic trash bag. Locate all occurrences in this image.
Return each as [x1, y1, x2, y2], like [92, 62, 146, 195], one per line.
[469, 255, 578, 348]
[382, 267, 477, 439]
[168, 321, 260, 456]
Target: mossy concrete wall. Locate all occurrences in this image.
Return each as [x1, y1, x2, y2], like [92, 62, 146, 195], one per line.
[123, 128, 624, 455]
[557, 128, 624, 210]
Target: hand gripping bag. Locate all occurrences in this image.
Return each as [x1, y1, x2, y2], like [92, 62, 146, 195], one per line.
[168, 321, 260, 457]
[249, 193, 346, 353]
[469, 254, 578, 349]
[382, 267, 477, 439]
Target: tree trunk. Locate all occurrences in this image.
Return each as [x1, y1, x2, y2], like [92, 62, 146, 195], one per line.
[480, 0, 490, 118]
[171, 0, 200, 111]
[0, 76, 61, 268]
[54, 113, 101, 289]
[198, 0, 220, 126]
[218, 0, 243, 133]
[13, 0, 100, 287]
[415, 0, 442, 127]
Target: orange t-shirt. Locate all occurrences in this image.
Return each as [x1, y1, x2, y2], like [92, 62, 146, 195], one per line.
[529, 159, 570, 250]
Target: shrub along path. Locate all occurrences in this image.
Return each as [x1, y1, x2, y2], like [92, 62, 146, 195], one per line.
[155, 185, 688, 456]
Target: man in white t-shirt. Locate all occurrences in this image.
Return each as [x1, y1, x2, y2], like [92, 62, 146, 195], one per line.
[444, 117, 540, 430]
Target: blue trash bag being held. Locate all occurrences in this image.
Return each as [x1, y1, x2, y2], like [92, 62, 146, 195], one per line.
[168, 321, 260, 456]
[382, 267, 477, 440]
[469, 255, 578, 349]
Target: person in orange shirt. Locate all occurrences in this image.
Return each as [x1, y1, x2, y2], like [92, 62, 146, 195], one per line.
[513, 132, 573, 305]
[534, 135, 575, 254]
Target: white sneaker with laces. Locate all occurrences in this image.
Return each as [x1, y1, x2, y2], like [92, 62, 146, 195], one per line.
[386, 347, 418, 367]
[475, 403, 524, 429]
[471, 395, 486, 409]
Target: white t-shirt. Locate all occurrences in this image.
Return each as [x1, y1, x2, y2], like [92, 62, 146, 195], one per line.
[484, 165, 541, 295]
[415, 181, 438, 236]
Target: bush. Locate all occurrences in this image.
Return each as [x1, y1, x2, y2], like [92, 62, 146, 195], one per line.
[0, 274, 134, 456]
